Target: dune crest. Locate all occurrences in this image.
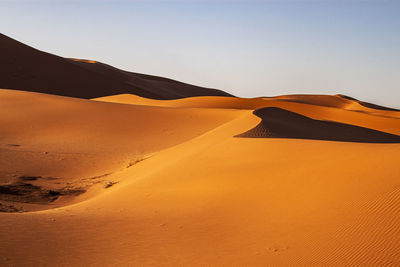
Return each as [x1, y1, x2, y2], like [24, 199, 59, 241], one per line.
[337, 94, 400, 112]
[237, 107, 400, 143]
[68, 58, 97, 64]
[0, 33, 231, 99]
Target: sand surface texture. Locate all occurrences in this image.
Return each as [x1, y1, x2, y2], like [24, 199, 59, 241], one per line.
[1, 87, 400, 266]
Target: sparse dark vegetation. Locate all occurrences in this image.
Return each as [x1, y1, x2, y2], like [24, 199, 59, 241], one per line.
[19, 176, 42, 181]
[0, 202, 21, 212]
[127, 151, 147, 168]
[104, 181, 118, 189]
[0, 182, 85, 205]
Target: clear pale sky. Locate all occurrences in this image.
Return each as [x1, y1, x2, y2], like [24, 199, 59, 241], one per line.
[1, 0, 399, 108]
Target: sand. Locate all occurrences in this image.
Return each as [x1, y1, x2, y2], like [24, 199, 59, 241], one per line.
[1, 87, 400, 266]
[237, 107, 400, 143]
[0, 89, 243, 212]
[1, 33, 400, 266]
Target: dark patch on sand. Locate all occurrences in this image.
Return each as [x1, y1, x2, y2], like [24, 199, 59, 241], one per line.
[6, 144, 21, 147]
[0, 182, 85, 205]
[19, 176, 42, 181]
[18, 176, 58, 181]
[236, 107, 400, 143]
[0, 202, 21, 212]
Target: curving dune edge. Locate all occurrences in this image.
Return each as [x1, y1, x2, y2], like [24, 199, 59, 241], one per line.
[237, 107, 400, 143]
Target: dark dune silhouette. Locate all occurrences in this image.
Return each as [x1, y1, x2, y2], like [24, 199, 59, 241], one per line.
[237, 107, 400, 143]
[0, 33, 232, 99]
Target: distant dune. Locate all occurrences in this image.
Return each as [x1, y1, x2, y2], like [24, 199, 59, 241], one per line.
[96, 93, 400, 119]
[337, 94, 400, 112]
[0, 33, 232, 99]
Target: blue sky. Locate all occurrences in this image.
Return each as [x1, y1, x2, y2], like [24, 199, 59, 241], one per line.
[1, 0, 399, 108]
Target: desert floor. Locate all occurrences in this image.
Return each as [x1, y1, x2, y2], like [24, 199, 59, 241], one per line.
[1, 89, 400, 266]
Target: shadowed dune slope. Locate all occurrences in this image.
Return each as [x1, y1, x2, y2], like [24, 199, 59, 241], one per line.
[0, 33, 231, 99]
[237, 107, 400, 143]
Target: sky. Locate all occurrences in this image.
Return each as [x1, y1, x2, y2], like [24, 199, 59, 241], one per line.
[1, 0, 399, 108]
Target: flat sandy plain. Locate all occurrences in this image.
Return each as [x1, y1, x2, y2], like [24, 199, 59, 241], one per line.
[1, 34, 400, 266]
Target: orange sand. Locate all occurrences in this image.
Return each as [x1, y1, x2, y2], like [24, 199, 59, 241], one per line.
[1, 88, 400, 266]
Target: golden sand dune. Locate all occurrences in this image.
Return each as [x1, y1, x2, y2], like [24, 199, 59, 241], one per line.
[1, 86, 400, 265]
[0, 89, 244, 211]
[0, 33, 231, 99]
[97, 93, 400, 119]
[97, 93, 400, 134]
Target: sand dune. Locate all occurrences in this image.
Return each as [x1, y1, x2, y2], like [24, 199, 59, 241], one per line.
[0, 33, 231, 99]
[97, 93, 400, 135]
[338, 94, 400, 112]
[1, 87, 400, 265]
[1, 34, 400, 265]
[237, 107, 400, 143]
[274, 94, 400, 118]
[97, 93, 400, 119]
[1, 88, 400, 265]
[0, 89, 244, 212]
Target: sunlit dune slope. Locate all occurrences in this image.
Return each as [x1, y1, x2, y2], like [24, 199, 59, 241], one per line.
[0, 33, 231, 99]
[1, 88, 400, 266]
[97, 93, 400, 118]
[0, 89, 244, 211]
